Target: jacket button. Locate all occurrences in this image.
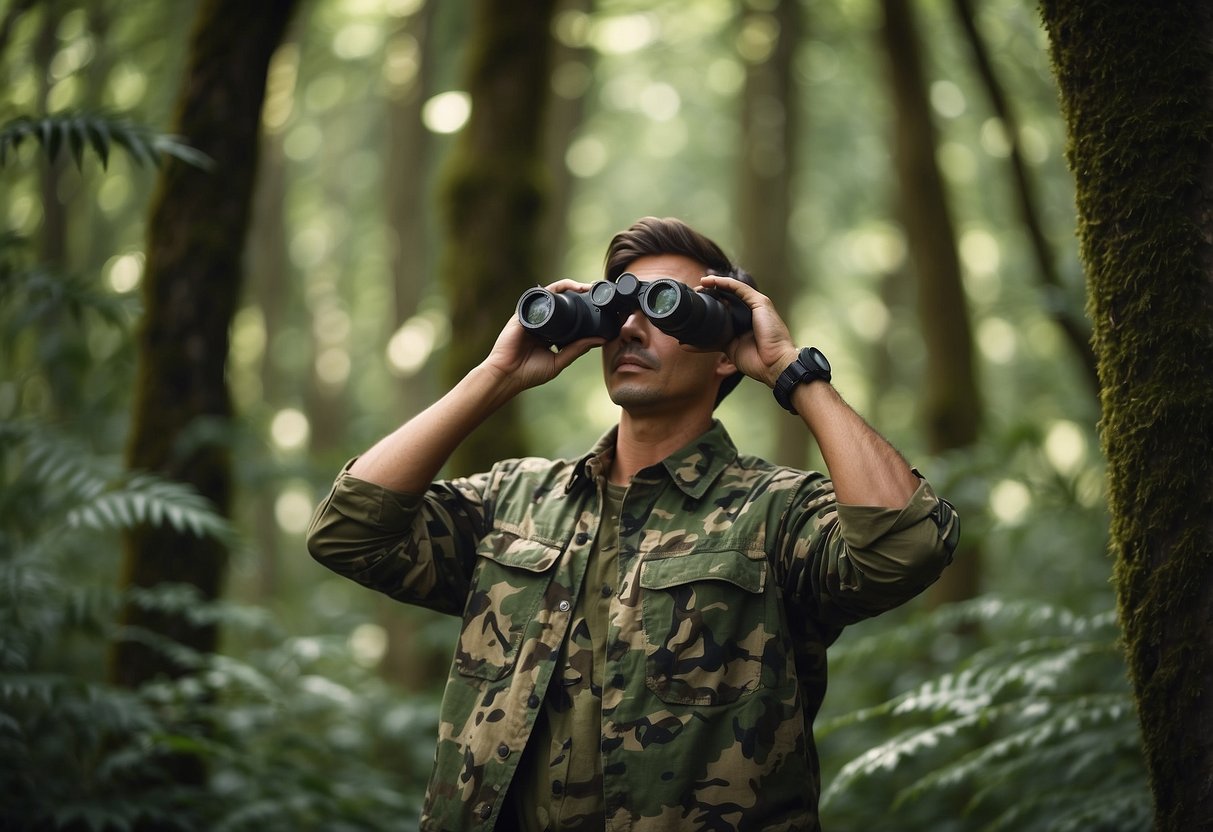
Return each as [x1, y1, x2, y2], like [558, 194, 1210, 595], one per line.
[476, 802, 492, 820]
[527, 694, 540, 709]
[497, 743, 510, 758]
[557, 600, 571, 612]
[575, 532, 590, 545]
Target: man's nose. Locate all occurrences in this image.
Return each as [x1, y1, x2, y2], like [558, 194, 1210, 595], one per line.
[618, 309, 649, 340]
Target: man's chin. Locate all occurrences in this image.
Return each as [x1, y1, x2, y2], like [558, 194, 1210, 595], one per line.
[607, 384, 659, 409]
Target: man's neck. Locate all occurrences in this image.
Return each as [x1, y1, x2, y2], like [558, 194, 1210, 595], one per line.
[609, 410, 714, 485]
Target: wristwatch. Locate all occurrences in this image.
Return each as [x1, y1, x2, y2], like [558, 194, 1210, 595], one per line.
[772, 347, 831, 413]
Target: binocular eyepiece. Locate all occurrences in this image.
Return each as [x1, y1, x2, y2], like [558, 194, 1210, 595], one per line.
[516, 272, 751, 351]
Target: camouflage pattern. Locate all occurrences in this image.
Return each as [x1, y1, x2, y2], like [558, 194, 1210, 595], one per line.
[307, 420, 959, 831]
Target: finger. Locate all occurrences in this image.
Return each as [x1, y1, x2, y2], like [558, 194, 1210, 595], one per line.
[552, 336, 606, 370]
[543, 278, 594, 294]
[699, 274, 768, 308]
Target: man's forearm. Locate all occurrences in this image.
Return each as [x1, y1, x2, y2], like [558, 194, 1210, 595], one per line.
[790, 381, 920, 509]
[346, 363, 520, 493]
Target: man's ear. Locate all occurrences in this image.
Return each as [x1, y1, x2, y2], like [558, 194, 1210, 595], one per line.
[714, 352, 737, 381]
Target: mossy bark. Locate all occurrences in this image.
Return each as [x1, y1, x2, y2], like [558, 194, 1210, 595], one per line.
[113, 0, 297, 689]
[1041, 2, 1213, 827]
[881, 0, 982, 604]
[439, 0, 557, 476]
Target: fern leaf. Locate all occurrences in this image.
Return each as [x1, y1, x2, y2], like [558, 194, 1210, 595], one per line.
[0, 113, 212, 171]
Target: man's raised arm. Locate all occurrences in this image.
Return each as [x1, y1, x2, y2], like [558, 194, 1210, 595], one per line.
[346, 281, 603, 493]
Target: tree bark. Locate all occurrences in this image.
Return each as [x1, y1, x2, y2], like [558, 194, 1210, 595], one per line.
[439, 0, 558, 475]
[880, 0, 982, 604]
[114, 0, 298, 689]
[735, 0, 806, 468]
[1041, 3, 1213, 827]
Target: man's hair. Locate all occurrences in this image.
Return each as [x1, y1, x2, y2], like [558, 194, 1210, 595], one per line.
[603, 217, 756, 407]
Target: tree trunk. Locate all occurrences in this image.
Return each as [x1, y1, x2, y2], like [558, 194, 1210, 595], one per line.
[537, 0, 595, 283]
[880, 0, 982, 604]
[440, 0, 558, 475]
[114, 0, 297, 689]
[1041, 3, 1213, 828]
[735, 0, 806, 469]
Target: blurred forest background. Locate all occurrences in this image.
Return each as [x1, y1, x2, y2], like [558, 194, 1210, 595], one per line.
[6, 0, 1205, 829]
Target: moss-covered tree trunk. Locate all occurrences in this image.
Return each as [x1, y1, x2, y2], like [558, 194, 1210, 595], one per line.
[736, 0, 806, 469]
[1041, 3, 1213, 828]
[113, 0, 297, 688]
[440, 0, 557, 476]
[881, 0, 982, 605]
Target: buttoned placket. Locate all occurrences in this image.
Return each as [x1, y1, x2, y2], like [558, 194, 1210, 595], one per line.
[480, 472, 604, 830]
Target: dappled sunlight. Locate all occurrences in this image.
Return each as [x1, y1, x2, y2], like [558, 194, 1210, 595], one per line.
[1044, 419, 1088, 476]
[566, 135, 609, 178]
[387, 310, 448, 377]
[271, 408, 311, 451]
[349, 622, 388, 668]
[590, 13, 657, 55]
[422, 90, 471, 133]
[976, 316, 1017, 364]
[275, 484, 316, 535]
[989, 478, 1032, 524]
[105, 251, 144, 293]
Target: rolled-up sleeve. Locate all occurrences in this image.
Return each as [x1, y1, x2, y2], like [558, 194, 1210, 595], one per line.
[784, 471, 959, 625]
[306, 460, 490, 616]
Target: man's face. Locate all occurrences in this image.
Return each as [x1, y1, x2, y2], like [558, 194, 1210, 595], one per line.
[601, 254, 734, 416]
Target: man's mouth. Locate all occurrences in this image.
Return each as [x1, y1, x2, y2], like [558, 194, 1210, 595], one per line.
[612, 349, 656, 371]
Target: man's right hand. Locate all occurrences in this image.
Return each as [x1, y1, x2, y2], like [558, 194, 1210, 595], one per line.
[481, 280, 606, 395]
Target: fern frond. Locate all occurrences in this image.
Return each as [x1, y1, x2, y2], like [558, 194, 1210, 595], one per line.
[820, 597, 1147, 827]
[0, 262, 137, 333]
[6, 421, 233, 543]
[68, 473, 231, 540]
[894, 693, 1136, 807]
[0, 112, 213, 171]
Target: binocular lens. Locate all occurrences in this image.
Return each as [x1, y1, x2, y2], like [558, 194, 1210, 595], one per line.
[590, 281, 616, 306]
[521, 293, 553, 325]
[646, 284, 680, 317]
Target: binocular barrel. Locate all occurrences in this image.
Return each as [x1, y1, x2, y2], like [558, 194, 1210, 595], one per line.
[516, 272, 752, 350]
[640, 278, 751, 350]
[516, 287, 621, 345]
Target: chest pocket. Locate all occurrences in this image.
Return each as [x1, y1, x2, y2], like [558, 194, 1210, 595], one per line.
[639, 548, 774, 706]
[455, 531, 562, 682]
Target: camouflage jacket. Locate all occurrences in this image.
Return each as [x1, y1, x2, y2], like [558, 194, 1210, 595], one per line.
[307, 420, 959, 831]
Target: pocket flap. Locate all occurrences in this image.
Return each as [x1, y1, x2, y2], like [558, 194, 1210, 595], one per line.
[640, 549, 766, 594]
[477, 531, 562, 573]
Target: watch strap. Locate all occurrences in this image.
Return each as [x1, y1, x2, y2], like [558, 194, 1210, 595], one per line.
[772, 347, 830, 414]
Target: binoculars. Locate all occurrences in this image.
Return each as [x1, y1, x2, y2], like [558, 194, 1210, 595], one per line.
[515, 272, 752, 351]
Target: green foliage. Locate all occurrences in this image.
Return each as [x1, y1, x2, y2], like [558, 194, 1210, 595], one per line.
[1, 388, 437, 831]
[819, 597, 1150, 832]
[0, 103, 435, 829]
[0, 113, 213, 172]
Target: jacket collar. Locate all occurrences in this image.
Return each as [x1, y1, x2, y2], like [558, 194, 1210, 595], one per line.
[565, 419, 738, 500]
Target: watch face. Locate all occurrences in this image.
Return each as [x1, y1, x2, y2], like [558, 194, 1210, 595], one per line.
[803, 347, 830, 373]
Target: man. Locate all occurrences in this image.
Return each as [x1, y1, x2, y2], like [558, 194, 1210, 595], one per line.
[307, 217, 959, 831]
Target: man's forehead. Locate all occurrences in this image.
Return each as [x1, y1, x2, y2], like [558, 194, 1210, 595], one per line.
[625, 254, 707, 284]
